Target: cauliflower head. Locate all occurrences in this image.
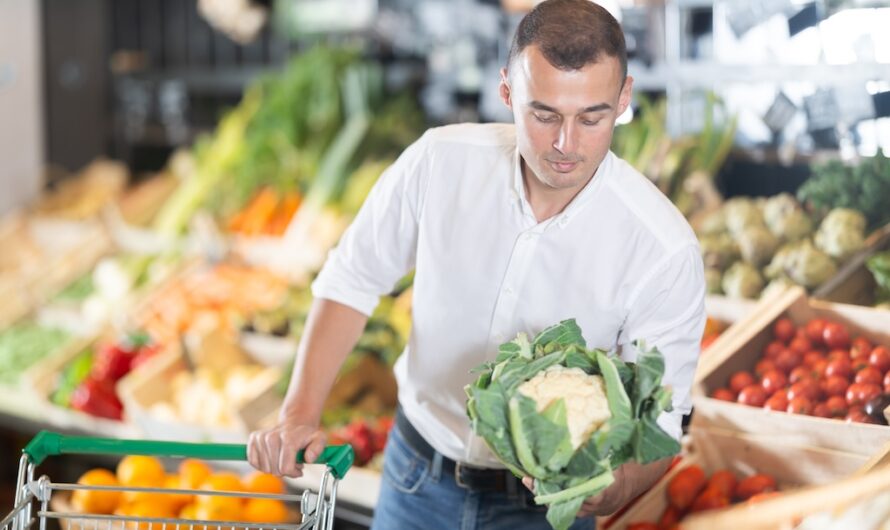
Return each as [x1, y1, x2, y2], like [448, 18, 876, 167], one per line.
[517, 365, 612, 450]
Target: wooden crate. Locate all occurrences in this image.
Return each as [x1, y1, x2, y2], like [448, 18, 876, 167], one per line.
[814, 223, 890, 307]
[693, 286, 890, 455]
[681, 450, 890, 530]
[603, 424, 869, 530]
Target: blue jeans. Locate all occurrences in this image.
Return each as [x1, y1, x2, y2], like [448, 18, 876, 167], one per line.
[370, 424, 596, 530]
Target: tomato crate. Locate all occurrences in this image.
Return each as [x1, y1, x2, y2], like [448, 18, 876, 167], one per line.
[693, 286, 890, 455]
[602, 424, 870, 530]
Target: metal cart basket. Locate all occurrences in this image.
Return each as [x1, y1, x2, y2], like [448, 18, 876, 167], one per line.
[1, 431, 354, 530]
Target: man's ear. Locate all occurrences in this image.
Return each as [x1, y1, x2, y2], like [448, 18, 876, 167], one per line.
[499, 67, 512, 110]
[617, 75, 634, 116]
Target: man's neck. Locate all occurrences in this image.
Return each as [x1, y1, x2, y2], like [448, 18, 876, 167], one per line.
[522, 162, 595, 223]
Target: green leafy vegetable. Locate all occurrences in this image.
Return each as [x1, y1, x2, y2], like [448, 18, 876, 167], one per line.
[798, 153, 890, 232]
[867, 251, 890, 304]
[465, 320, 680, 530]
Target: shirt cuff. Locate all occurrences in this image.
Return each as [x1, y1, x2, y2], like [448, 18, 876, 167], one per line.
[311, 270, 380, 317]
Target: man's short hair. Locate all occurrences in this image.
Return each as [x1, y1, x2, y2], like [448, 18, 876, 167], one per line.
[507, 0, 627, 79]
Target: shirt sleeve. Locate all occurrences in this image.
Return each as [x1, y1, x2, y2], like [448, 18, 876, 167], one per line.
[311, 132, 431, 316]
[618, 242, 706, 441]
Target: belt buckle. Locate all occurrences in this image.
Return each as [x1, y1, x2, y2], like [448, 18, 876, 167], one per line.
[454, 462, 471, 489]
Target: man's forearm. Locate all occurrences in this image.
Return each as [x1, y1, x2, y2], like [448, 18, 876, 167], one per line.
[279, 298, 369, 426]
[621, 457, 672, 500]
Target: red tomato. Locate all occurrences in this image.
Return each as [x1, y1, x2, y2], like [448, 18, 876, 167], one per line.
[691, 487, 730, 513]
[789, 337, 812, 355]
[826, 395, 848, 417]
[787, 379, 821, 401]
[853, 357, 871, 373]
[711, 388, 736, 402]
[707, 470, 737, 498]
[822, 375, 849, 397]
[812, 402, 831, 418]
[827, 349, 850, 362]
[755, 359, 779, 378]
[869, 346, 890, 373]
[811, 359, 830, 379]
[775, 350, 803, 374]
[884, 370, 890, 394]
[773, 318, 796, 343]
[805, 319, 827, 345]
[667, 465, 707, 510]
[803, 351, 825, 367]
[729, 371, 756, 394]
[658, 505, 681, 529]
[846, 383, 882, 407]
[789, 366, 813, 384]
[855, 367, 883, 386]
[851, 337, 873, 359]
[738, 385, 768, 408]
[845, 407, 876, 424]
[764, 340, 785, 360]
[735, 474, 777, 501]
[825, 358, 853, 380]
[823, 322, 851, 350]
[760, 370, 788, 396]
[764, 392, 788, 411]
[787, 396, 813, 415]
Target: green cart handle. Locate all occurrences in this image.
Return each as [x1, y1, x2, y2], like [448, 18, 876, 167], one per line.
[23, 431, 354, 480]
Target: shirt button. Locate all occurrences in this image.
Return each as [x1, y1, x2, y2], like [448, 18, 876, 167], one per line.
[522, 233, 534, 242]
[505, 286, 515, 295]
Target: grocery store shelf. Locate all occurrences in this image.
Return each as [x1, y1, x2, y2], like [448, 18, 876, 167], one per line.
[630, 61, 890, 90]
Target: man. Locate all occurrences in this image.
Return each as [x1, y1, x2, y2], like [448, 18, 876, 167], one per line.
[247, 1, 705, 528]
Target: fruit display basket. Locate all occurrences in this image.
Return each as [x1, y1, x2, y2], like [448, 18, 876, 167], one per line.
[602, 424, 870, 530]
[694, 286, 890, 455]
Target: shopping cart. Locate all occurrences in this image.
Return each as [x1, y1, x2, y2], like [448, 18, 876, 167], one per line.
[0, 431, 355, 530]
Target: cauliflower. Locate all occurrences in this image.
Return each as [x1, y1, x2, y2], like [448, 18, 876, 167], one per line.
[765, 240, 837, 288]
[700, 233, 740, 270]
[763, 193, 813, 242]
[722, 262, 764, 299]
[815, 208, 866, 261]
[724, 198, 766, 236]
[517, 365, 611, 450]
[737, 225, 779, 267]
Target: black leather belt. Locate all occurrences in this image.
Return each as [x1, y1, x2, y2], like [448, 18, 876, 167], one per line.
[394, 407, 529, 496]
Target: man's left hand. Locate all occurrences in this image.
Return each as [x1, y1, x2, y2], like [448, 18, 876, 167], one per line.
[522, 457, 672, 518]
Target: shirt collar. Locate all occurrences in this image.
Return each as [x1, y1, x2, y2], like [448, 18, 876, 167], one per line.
[510, 147, 614, 228]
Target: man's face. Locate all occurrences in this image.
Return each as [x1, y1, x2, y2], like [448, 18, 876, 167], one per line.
[500, 45, 633, 192]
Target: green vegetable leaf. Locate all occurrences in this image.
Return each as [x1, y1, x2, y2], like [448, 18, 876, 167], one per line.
[545, 497, 587, 530]
[631, 341, 666, 416]
[633, 416, 681, 465]
[533, 319, 586, 350]
[508, 395, 547, 477]
[538, 398, 576, 472]
[596, 352, 632, 421]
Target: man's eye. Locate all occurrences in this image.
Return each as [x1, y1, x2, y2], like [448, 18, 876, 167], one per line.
[534, 114, 558, 123]
[582, 119, 602, 127]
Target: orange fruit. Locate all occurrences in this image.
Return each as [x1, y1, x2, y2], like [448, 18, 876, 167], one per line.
[243, 472, 285, 495]
[122, 479, 179, 512]
[178, 459, 212, 489]
[195, 472, 245, 525]
[126, 499, 176, 530]
[164, 474, 193, 510]
[71, 469, 121, 514]
[194, 500, 242, 523]
[242, 498, 289, 524]
[117, 455, 165, 487]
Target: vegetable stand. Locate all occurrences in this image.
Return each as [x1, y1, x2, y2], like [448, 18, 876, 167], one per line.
[1, 432, 354, 530]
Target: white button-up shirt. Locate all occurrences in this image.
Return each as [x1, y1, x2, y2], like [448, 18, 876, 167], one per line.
[312, 123, 705, 468]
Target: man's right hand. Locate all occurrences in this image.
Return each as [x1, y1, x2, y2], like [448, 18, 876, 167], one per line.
[247, 419, 327, 478]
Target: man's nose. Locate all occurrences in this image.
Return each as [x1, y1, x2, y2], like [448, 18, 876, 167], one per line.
[553, 122, 577, 155]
